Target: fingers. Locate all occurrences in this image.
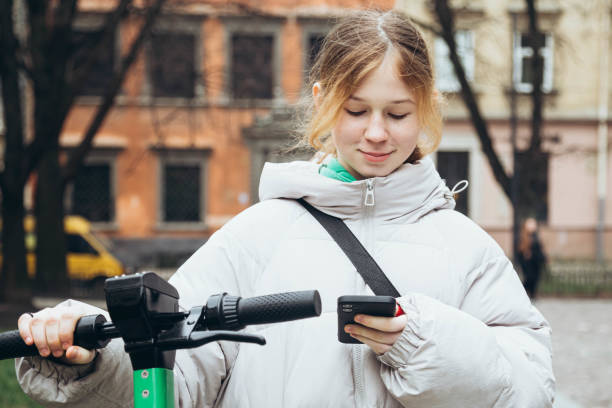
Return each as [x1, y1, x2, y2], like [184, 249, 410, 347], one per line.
[18, 313, 34, 346]
[58, 311, 78, 351]
[353, 314, 407, 332]
[62, 346, 96, 365]
[30, 309, 52, 357]
[344, 323, 401, 346]
[16, 307, 95, 364]
[344, 314, 409, 355]
[44, 316, 63, 357]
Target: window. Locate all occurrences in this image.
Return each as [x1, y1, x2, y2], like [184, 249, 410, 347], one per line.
[513, 32, 553, 93]
[157, 150, 209, 227]
[434, 30, 474, 92]
[71, 163, 114, 222]
[66, 234, 98, 255]
[150, 32, 197, 98]
[306, 33, 325, 73]
[436, 151, 469, 215]
[72, 29, 116, 97]
[163, 164, 201, 222]
[231, 34, 274, 99]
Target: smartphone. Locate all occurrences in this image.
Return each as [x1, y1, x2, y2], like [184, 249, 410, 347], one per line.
[337, 295, 396, 344]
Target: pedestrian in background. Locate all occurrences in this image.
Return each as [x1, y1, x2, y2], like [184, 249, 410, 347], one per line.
[518, 217, 548, 299]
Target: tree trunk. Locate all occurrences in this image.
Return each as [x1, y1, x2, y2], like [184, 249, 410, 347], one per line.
[34, 148, 69, 297]
[1, 187, 30, 303]
[0, 0, 31, 303]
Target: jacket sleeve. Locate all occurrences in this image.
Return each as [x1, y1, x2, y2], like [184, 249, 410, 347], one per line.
[377, 255, 555, 408]
[15, 299, 134, 408]
[15, 227, 252, 408]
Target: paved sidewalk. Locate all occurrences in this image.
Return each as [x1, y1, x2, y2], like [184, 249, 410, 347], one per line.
[536, 298, 612, 408]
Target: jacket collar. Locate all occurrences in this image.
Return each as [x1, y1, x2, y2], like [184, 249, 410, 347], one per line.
[258, 156, 455, 222]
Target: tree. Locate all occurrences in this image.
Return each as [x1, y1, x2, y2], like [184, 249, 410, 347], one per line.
[0, 0, 166, 300]
[0, 0, 29, 303]
[430, 0, 547, 258]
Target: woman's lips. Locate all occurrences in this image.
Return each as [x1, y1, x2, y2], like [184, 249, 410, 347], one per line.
[360, 150, 392, 162]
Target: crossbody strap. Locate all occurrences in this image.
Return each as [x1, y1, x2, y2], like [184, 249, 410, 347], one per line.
[297, 198, 400, 297]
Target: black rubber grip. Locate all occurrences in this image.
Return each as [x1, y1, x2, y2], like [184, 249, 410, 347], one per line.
[0, 314, 110, 361]
[237, 290, 321, 326]
[0, 330, 39, 360]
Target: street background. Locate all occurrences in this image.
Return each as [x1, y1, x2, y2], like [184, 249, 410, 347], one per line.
[1, 0, 611, 406]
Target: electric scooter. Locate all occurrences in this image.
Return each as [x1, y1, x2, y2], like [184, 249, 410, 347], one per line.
[0, 272, 322, 407]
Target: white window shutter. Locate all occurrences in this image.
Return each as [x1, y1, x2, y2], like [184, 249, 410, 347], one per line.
[435, 30, 474, 92]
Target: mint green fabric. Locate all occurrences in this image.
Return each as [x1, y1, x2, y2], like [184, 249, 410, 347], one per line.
[318, 158, 357, 182]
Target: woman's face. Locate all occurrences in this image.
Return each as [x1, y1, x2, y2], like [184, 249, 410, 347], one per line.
[331, 55, 421, 180]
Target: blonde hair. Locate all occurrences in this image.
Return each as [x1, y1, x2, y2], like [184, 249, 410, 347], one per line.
[299, 10, 442, 163]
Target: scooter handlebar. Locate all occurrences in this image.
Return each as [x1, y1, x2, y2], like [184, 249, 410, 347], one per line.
[238, 290, 322, 326]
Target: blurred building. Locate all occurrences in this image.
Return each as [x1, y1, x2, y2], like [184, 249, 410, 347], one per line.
[27, 0, 610, 269]
[51, 0, 394, 271]
[399, 0, 612, 260]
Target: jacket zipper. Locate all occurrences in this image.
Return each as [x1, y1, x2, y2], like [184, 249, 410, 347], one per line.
[354, 178, 376, 408]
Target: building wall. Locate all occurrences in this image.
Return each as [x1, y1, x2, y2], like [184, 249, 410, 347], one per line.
[48, 0, 612, 267]
[53, 0, 394, 269]
[401, 0, 612, 259]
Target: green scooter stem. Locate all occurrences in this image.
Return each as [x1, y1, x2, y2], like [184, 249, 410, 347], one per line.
[134, 368, 174, 408]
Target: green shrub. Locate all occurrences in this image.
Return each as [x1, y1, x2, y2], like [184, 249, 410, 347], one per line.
[538, 261, 612, 297]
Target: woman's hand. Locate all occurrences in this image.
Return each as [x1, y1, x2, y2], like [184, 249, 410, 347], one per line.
[18, 307, 96, 365]
[344, 313, 408, 355]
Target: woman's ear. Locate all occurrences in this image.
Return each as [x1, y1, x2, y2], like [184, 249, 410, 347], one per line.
[312, 82, 322, 108]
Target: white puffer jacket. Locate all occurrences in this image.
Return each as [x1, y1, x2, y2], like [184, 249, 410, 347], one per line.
[16, 157, 555, 407]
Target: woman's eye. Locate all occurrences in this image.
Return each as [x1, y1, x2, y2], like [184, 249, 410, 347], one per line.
[388, 113, 408, 120]
[345, 109, 366, 116]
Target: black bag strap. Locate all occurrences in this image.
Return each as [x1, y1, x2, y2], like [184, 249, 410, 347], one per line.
[297, 198, 400, 297]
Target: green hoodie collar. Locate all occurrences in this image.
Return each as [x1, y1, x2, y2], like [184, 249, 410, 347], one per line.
[318, 158, 357, 183]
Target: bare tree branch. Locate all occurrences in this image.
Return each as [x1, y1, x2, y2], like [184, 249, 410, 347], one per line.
[25, 0, 49, 87]
[62, 0, 168, 185]
[66, 0, 132, 103]
[432, 0, 512, 200]
[0, 0, 30, 301]
[526, 0, 544, 153]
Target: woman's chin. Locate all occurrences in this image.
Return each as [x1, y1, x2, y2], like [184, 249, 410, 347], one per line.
[354, 167, 394, 179]
[353, 161, 403, 179]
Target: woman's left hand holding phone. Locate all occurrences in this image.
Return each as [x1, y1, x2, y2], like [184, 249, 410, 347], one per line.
[344, 311, 408, 355]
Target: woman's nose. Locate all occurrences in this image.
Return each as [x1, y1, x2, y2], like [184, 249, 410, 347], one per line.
[364, 114, 388, 142]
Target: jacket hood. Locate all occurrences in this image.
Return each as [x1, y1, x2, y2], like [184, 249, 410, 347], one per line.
[259, 156, 456, 222]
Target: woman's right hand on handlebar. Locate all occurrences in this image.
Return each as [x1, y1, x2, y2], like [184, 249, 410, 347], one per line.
[18, 307, 96, 365]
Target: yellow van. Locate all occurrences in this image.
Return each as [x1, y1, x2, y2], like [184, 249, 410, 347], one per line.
[1, 216, 124, 285]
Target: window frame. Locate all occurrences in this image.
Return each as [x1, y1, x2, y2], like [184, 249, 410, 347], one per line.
[221, 16, 284, 107]
[512, 31, 554, 93]
[434, 29, 475, 93]
[64, 149, 119, 230]
[433, 133, 482, 220]
[298, 18, 334, 85]
[142, 16, 205, 106]
[155, 148, 210, 231]
[71, 13, 122, 102]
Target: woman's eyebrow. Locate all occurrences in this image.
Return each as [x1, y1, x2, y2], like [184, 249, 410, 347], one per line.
[349, 96, 415, 105]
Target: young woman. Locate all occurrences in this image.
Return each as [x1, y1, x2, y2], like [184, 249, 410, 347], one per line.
[16, 10, 555, 407]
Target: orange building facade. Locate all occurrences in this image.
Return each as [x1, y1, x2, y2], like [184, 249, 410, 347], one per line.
[55, 0, 394, 270]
